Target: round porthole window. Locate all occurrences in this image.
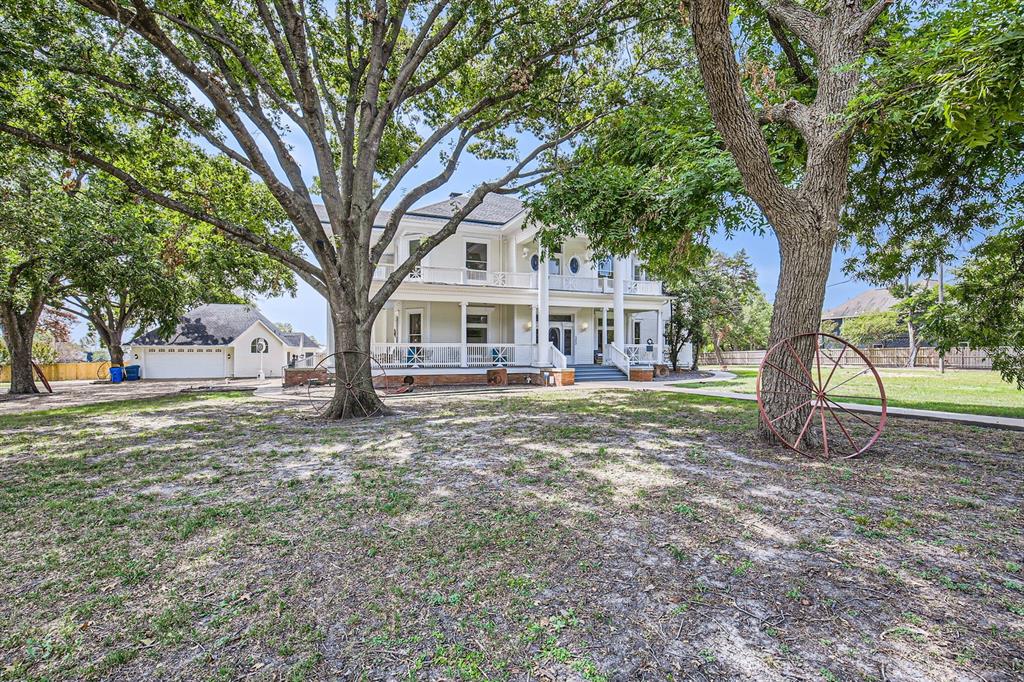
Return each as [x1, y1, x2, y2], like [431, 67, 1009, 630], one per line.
[569, 257, 580, 274]
[530, 254, 539, 271]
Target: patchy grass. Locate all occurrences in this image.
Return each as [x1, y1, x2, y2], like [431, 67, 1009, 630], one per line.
[675, 367, 1024, 418]
[0, 389, 1021, 680]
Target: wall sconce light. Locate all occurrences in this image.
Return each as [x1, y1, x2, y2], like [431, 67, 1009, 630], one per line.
[521, 247, 529, 259]
[580, 321, 589, 332]
[524, 321, 533, 331]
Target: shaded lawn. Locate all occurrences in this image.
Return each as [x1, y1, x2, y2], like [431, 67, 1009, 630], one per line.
[675, 367, 1024, 419]
[0, 390, 1022, 681]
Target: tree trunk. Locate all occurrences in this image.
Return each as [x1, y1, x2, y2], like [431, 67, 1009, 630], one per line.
[906, 320, 919, 368]
[712, 332, 725, 367]
[758, 225, 834, 442]
[322, 301, 389, 419]
[1, 302, 43, 395]
[109, 343, 125, 367]
[690, 328, 703, 371]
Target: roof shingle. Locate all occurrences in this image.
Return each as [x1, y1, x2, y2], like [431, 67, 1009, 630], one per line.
[131, 303, 288, 346]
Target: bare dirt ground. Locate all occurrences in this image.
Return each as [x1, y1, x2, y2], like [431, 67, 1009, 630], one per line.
[0, 379, 261, 416]
[0, 389, 1021, 681]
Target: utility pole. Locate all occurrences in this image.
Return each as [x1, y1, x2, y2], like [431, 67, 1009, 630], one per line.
[937, 258, 945, 374]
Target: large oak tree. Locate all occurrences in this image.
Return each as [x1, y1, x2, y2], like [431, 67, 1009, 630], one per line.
[535, 0, 895, 441]
[0, 0, 656, 417]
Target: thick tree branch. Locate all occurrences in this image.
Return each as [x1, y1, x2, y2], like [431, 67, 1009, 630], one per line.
[0, 122, 328, 298]
[369, 122, 591, 314]
[692, 0, 794, 222]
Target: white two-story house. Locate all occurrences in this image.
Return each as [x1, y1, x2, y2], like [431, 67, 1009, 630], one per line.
[324, 193, 691, 383]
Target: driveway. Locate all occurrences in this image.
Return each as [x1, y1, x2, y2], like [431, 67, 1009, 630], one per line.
[0, 378, 269, 415]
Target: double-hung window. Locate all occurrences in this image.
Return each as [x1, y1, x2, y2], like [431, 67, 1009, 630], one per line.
[466, 313, 488, 344]
[465, 242, 488, 281]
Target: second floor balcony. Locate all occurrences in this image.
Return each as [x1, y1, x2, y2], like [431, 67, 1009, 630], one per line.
[372, 264, 663, 295]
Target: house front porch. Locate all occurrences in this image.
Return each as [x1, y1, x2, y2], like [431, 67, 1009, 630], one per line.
[363, 300, 665, 385]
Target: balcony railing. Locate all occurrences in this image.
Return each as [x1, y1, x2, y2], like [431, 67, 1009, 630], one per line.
[373, 263, 662, 294]
[373, 264, 535, 288]
[624, 279, 663, 295]
[549, 275, 605, 293]
[370, 343, 536, 369]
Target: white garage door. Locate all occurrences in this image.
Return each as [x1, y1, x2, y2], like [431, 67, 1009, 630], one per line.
[143, 348, 225, 379]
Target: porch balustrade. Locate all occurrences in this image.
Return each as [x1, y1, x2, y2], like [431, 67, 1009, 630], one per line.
[371, 343, 536, 369]
[624, 344, 657, 366]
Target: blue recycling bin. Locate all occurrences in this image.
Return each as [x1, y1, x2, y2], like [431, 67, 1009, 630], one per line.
[125, 365, 141, 381]
[109, 366, 124, 383]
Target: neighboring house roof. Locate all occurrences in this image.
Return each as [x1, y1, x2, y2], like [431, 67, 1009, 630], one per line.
[130, 303, 289, 347]
[282, 332, 321, 348]
[312, 192, 526, 230]
[822, 279, 939, 320]
[822, 288, 899, 320]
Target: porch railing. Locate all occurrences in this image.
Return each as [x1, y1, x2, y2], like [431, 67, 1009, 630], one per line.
[624, 344, 657, 366]
[606, 343, 630, 376]
[466, 343, 535, 367]
[370, 343, 535, 369]
[549, 342, 568, 369]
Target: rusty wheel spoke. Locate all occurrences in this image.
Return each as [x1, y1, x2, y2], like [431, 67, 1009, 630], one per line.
[758, 332, 887, 460]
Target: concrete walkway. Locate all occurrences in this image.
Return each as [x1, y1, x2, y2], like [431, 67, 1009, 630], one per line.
[571, 380, 1024, 431]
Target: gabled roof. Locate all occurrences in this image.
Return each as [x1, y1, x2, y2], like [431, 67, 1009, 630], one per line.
[822, 279, 938, 320]
[312, 192, 525, 231]
[282, 332, 321, 348]
[130, 303, 289, 347]
[405, 193, 526, 226]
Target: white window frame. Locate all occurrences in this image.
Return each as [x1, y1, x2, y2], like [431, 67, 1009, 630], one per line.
[405, 307, 426, 344]
[464, 239, 489, 272]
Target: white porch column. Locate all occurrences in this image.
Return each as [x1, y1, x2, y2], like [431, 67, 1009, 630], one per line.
[613, 257, 626, 349]
[394, 301, 403, 342]
[656, 306, 664, 363]
[537, 253, 550, 365]
[460, 301, 468, 367]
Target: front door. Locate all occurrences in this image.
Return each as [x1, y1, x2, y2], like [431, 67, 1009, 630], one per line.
[547, 323, 575, 364]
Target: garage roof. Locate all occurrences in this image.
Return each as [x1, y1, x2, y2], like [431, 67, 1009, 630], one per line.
[130, 303, 289, 347]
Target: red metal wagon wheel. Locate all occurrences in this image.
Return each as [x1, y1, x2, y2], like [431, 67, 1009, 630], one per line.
[757, 332, 887, 459]
[306, 350, 388, 418]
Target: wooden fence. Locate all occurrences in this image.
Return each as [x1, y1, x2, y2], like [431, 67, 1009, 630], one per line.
[699, 347, 995, 370]
[0, 361, 110, 382]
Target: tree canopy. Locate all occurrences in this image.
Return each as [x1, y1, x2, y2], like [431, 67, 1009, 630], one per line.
[0, 0, 661, 416]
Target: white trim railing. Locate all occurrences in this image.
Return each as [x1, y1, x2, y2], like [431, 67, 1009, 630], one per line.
[549, 275, 603, 293]
[624, 344, 657, 366]
[371, 343, 535, 369]
[606, 343, 630, 376]
[549, 342, 568, 369]
[466, 343, 535, 367]
[373, 264, 535, 288]
[624, 279, 663, 295]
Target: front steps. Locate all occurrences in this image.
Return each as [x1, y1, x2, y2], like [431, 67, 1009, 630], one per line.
[571, 363, 627, 382]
